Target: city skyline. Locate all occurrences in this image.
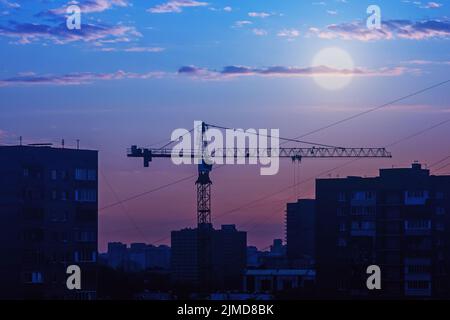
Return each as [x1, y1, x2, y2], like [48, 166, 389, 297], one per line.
[1, 0, 450, 251]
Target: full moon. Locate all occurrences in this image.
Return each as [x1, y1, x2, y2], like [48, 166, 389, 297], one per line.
[311, 47, 354, 91]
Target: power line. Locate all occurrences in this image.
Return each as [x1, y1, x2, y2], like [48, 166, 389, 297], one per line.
[207, 123, 341, 148]
[99, 173, 197, 212]
[284, 78, 450, 143]
[386, 118, 450, 148]
[100, 169, 151, 244]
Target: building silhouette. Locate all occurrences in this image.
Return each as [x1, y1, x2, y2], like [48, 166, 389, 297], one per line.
[171, 224, 246, 291]
[316, 163, 450, 298]
[286, 199, 315, 263]
[104, 242, 170, 271]
[0, 145, 98, 299]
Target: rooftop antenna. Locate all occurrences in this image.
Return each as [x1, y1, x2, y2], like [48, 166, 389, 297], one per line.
[76, 139, 80, 150]
[19, 136, 22, 146]
[62, 139, 65, 149]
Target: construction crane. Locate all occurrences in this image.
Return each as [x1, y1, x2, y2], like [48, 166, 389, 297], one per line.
[127, 122, 392, 227]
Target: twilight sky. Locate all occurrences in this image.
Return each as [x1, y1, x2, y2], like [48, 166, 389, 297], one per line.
[0, 0, 449, 251]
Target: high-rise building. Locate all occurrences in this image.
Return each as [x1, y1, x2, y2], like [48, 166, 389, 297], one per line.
[106, 242, 128, 269]
[286, 199, 315, 261]
[316, 163, 450, 299]
[0, 145, 98, 300]
[171, 224, 246, 291]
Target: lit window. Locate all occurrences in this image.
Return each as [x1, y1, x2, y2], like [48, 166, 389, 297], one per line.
[51, 170, 57, 180]
[75, 189, 97, 202]
[75, 169, 87, 181]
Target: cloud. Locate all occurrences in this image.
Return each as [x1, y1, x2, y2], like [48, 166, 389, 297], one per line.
[252, 28, 268, 36]
[402, 59, 450, 65]
[421, 2, 443, 9]
[309, 18, 450, 41]
[277, 28, 300, 38]
[0, 70, 165, 86]
[0, 20, 141, 44]
[248, 12, 271, 18]
[233, 20, 252, 28]
[43, 0, 129, 16]
[177, 65, 413, 80]
[100, 46, 165, 52]
[327, 10, 338, 15]
[223, 6, 232, 12]
[0, 64, 416, 86]
[0, 0, 19, 9]
[148, 0, 208, 14]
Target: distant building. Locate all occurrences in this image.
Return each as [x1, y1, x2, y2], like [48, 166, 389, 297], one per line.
[258, 239, 288, 269]
[128, 243, 147, 272]
[104, 242, 170, 271]
[0, 145, 98, 300]
[316, 163, 450, 299]
[171, 224, 246, 291]
[286, 199, 315, 261]
[247, 246, 260, 268]
[145, 245, 170, 269]
[107, 242, 127, 269]
[270, 239, 285, 257]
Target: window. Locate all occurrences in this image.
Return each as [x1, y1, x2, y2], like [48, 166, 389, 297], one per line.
[23, 168, 29, 177]
[61, 191, 67, 201]
[337, 207, 346, 216]
[75, 189, 97, 202]
[351, 206, 375, 216]
[436, 222, 445, 231]
[76, 169, 97, 181]
[407, 281, 430, 290]
[51, 190, 57, 200]
[87, 170, 97, 181]
[405, 220, 431, 230]
[436, 192, 444, 199]
[75, 209, 96, 222]
[75, 169, 87, 181]
[436, 207, 445, 215]
[50, 211, 67, 222]
[338, 192, 346, 202]
[74, 230, 96, 242]
[407, 265, 430, 274]
[24, 272, 43, 284]
[74, 249, 96, 262]
[405, 190, 429, 205]
[337, 237, 347, 247]
[352, 191, 376, 201]
[351, 220, 375, 230]
[339, 222, 346, 232]
[51, 170, 57, 180]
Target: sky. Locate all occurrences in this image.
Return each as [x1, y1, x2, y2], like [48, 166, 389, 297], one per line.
[0, 0, 449, 251]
